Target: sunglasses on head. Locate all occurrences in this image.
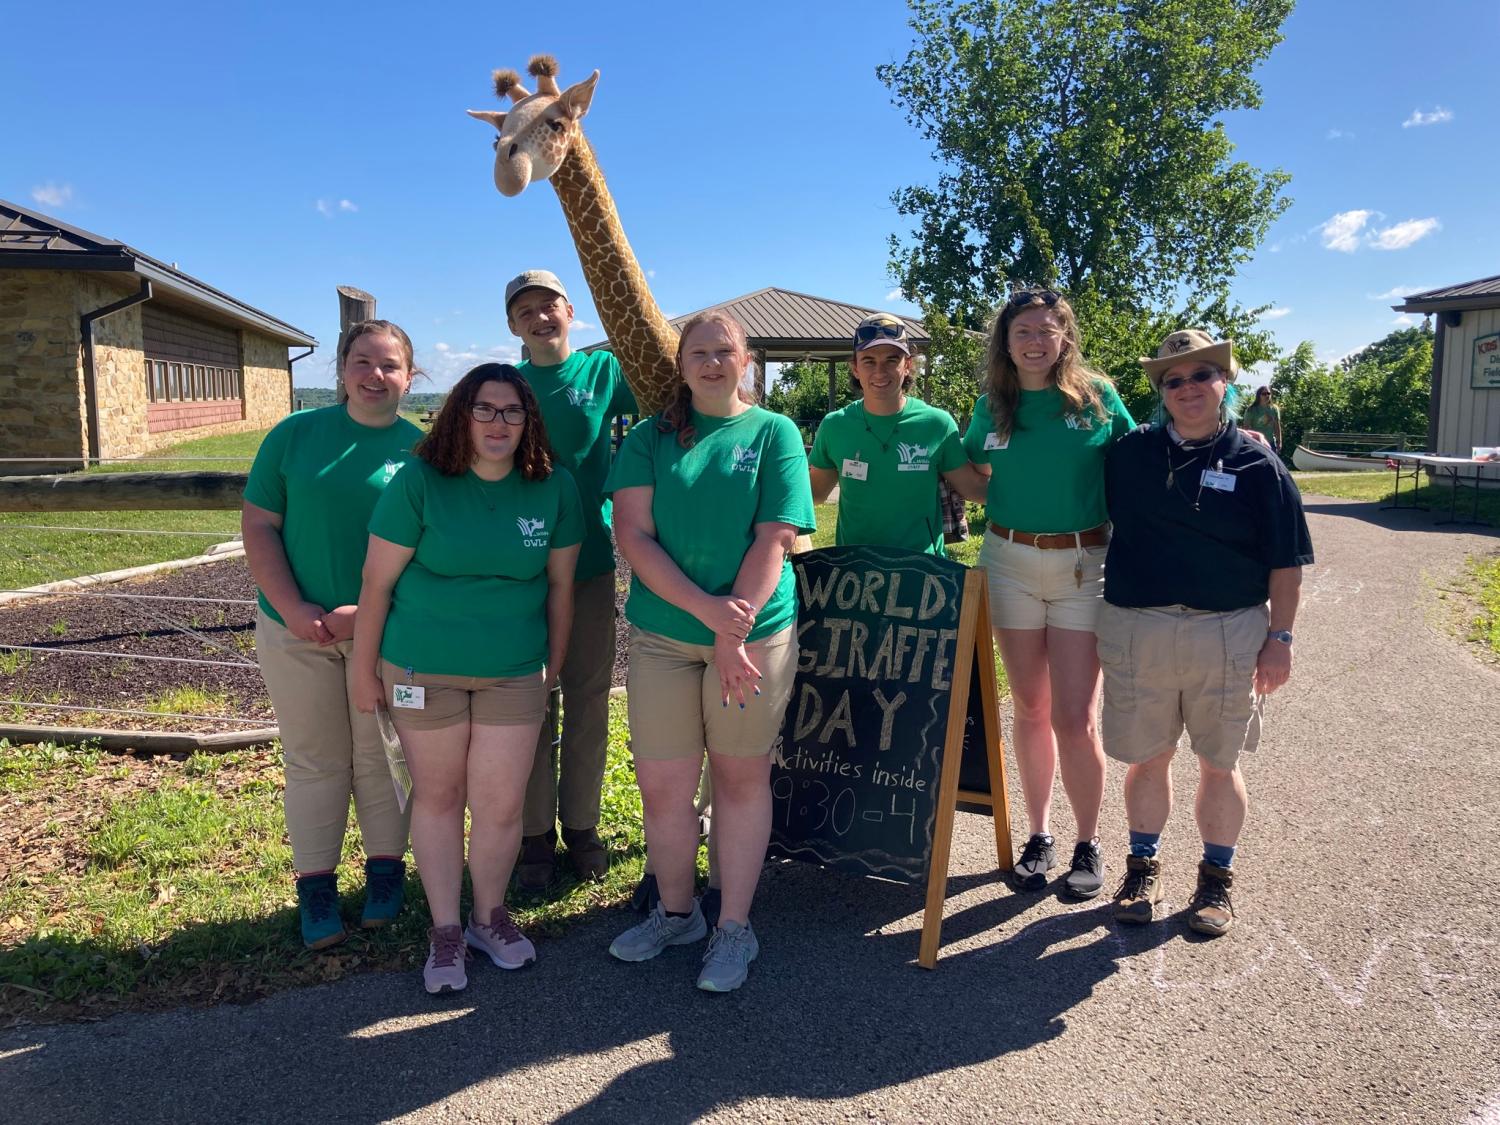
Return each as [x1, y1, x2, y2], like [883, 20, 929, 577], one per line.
[854, 319, 908, 346]
[1006, 288, 1061, 308]
[1159, 367, 1219, 392]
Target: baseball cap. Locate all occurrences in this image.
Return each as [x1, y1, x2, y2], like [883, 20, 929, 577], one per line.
[852, 313, 913, 356]
[504, 269, 569, 313]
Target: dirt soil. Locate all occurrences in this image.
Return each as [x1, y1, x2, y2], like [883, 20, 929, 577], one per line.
[0, 557, 633, 735]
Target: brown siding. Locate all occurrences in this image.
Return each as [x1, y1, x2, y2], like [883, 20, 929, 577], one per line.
[142, 304, 240, 367]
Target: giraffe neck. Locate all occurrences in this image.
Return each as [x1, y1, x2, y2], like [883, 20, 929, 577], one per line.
[549, 134, 679, 415]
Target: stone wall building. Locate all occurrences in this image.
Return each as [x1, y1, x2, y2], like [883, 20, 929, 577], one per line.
[1, 200, 316, 469]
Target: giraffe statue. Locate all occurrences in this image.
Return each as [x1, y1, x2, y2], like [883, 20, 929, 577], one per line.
[468, 55, 679, 417]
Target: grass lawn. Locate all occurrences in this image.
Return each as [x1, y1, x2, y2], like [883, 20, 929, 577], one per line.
[0, 429, 265, 591]
[1293, 469, 1500, 527]
[1458, 555, 1500, 657]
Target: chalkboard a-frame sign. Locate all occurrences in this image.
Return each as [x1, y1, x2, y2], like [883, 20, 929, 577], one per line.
[768, 545, 1014, 969]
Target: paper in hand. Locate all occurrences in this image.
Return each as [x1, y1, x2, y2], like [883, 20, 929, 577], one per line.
[376, 707, 413, 813]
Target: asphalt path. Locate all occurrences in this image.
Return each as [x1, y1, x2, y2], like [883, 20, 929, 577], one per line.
[3, 498, 1499, 1124]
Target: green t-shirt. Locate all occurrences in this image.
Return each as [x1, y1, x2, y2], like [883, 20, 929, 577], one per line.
[243, 405, 422, 625]
[604, 406, 816, 646]
[518, 350, 637, 583]
[962, 381, 1134, 533]
[810, 397, 966, 555]
[1241, 403, 1281, 436]
[368, 458, 584, 678]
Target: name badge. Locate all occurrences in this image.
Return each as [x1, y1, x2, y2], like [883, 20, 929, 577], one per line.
[841, 458, 869, 481]
[392, 683, 426, 710]
[983, 432, 1008, 451]
[1201, 469, 1236, 492]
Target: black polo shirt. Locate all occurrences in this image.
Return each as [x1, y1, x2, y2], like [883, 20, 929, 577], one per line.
[1103, 422, 1314, 611]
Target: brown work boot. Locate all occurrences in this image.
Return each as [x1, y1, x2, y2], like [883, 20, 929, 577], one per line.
[514, 830, 557, 892]
[562, 826, 609, 881]
[1112, 854, 1164, 924]
[1186, 861, 1235, 936]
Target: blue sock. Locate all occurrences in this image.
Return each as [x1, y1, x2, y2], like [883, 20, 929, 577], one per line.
[1203, 842, 1236, 869]
[1129, 831, 1160, 859]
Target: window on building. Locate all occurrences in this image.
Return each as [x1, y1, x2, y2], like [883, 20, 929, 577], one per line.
[143, 357, 244, 403]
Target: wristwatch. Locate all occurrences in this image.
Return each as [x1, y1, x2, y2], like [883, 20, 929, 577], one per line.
[1268, 629, 1294, 645]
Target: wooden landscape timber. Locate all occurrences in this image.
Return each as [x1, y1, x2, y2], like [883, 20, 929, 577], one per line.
[0, 471, 247, 512]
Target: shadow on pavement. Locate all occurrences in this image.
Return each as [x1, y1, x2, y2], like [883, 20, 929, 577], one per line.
[1299, 498, 1498, 536]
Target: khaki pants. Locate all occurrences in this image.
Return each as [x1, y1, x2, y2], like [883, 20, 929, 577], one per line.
[256, 609, 411, 872]
[522, 572, 618, 836]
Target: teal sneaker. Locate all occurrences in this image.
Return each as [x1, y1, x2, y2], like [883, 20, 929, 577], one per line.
[697, 920, 759, 992]
[609, 902, 707, 962]
[296, 872, 346, 950]
[361, 858, 405, 929]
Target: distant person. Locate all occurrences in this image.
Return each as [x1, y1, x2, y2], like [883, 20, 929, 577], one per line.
[808, 314, 987, 553]
[962, 288, 1135, 900]
[605, 311, 815, 992]
[353, 364, 582, 993]
[242, 320, 423, 949]
[506, 270, 637, 890]
[1241, 386, 1283, 453]
[1101, 330, 1312, 936]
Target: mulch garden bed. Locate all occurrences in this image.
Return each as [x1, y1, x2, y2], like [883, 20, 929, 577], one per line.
[0, 556, 633, 737]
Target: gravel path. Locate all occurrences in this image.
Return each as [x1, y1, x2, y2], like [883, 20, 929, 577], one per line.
[2, 499, 1498, 1123]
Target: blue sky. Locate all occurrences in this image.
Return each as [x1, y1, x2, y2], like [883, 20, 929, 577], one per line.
[8, 0, 1496, 390]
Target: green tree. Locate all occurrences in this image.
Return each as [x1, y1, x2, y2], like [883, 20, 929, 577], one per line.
[915, 306, 987, 425]
[1271, 341, 1346, 456]
[877, 0, 1293, 401]
[767, 361, 855, 436]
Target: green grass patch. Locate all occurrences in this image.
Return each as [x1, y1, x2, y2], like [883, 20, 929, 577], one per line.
[91, 428, 267, 473]
[140, 687, 233, 717]
[1294, 470, 1500, 527]
[1461, 554, 1500, 655]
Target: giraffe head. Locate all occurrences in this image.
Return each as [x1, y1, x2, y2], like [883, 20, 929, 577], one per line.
[467, 55, 598, 198]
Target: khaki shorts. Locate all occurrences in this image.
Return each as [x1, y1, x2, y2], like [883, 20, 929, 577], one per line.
[1096, 602, 1267, 771]
[380, 660, 548, 730]
[978, 529, 1108, 631]
[626, 625, 797, 760]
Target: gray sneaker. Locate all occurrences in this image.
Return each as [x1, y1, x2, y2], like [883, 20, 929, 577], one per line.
[696, 921, 759, 993]
[609, 902, 707, 962]
[1062, 839, 1105, 899]
[1014, 833, 1057, 891]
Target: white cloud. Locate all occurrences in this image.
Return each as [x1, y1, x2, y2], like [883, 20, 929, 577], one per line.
[338, 199, 358, 212]
[1317, 210, 1375, 252]
[1258, 306, 1293, 321]
[1402, 107, 1453, 128]
[1325, 128, 1353, 140]
[885, 288, 904, 302]
[31, 183, 73, 208]
[571, 319, 595, 332]
[417, 341, 523, 389]
[315, 198, 359, 218]
[1392, 314, 1420, 326]
[434, 342, 450, 352]
[1368, 284, 1428, 300]
[1369, 217, 1440, 250]
[646, 269, 657, 279]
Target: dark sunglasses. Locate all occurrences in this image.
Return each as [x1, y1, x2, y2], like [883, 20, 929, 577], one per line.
[470, 403, 527, 424]
[1006, 288, 1061, 308]
[854, 319, 909, 346]
[1159, 367, 1219, 392]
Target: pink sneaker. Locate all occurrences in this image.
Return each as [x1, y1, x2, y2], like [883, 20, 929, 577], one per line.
[423, 924, 468, 994]
[465, 905, 536, 970]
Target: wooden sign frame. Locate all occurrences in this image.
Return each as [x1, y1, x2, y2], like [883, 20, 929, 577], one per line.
[916, 568, 1014, 969]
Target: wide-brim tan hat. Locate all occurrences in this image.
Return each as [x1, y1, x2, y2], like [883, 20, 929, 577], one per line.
[1140, 328, 1236, 386]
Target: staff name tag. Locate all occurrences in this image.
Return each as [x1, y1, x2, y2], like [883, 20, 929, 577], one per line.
[984, 432, 1008, 451]
[392, 684, 426, 710]
[1201, 469, 1236, 492]
[841, 458, 869, 481]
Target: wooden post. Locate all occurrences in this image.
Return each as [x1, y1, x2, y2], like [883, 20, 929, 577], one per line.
[754, 349, 768, 400]
[826, 359, 837, 415]
[0, 472, 247, 512]
[335, 286, 377, 397]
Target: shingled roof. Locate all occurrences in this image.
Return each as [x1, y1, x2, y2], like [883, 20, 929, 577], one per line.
[585, 286, 930, 361]
[0, 198, 315, 346]
[1392, 274, 1500, 313]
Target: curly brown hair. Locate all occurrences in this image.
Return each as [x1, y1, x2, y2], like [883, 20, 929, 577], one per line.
[981, 288, 1108, 442]
[415, 363, 553, 481]
[657, 312, 758, 448]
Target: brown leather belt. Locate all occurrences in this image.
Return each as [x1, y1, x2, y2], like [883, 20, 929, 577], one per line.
[988, 522, 1109, 550]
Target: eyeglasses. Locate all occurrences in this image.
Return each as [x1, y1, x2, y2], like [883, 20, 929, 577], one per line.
[1006, 288, 1060, 308]
[470, 403, 527, 424]
[1159, 368, 1220, 392]
[854, 318, 909, 346]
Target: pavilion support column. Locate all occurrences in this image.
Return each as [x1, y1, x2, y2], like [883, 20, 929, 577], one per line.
[754, 349, 767, 400]
[827, 359, 837, 415]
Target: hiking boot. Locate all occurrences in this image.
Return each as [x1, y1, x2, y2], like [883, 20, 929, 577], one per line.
[361, 857, 405, 928]
[296, 872, 347, 950]
[1062, 839, 1105, 900]
[423, 925, 468, 994]
[1187, 861, 1235, 937]
[562, 826, 609, 881]
[699, 886, 723, 929]
[1112, 854, 1164, 924]
[466, 905, 536, 969]
[697, 921, 759, 993]
[1014, 833, 1057, 891]
[631, 872, 661, 915]
[515, 830, 557, 893]
[609, 901, 708, 962]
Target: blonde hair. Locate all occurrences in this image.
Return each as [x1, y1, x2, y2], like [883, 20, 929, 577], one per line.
[336, 320, 420, 404]
[982, 290, 1106, 441]
[658, 311, 758, 448]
